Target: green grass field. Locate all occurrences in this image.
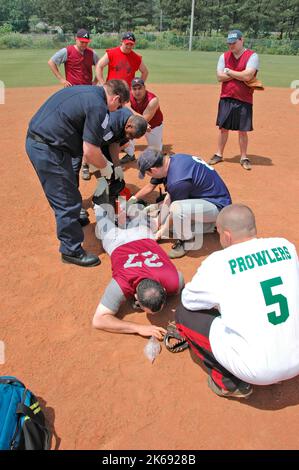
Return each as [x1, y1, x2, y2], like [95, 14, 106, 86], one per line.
[0, 48, 297, 88]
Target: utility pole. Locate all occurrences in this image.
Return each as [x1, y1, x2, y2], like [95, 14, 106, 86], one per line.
[189, 0, 195, 52]
[160, 9, 163, 32]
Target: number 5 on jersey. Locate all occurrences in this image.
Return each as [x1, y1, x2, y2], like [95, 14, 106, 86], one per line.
[260, 276, 290, 326]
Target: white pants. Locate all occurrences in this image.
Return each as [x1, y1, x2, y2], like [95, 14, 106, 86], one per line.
[159, 199, 219, 245]
[94, 205, 154, 256]
[125, 123, 163, 156]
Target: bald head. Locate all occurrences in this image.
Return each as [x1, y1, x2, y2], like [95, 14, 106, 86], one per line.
[217, 204, 257, 246]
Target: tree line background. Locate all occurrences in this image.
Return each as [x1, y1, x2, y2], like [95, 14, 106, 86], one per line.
[1, 0, 298, 38]
[0, 0, 299, 54]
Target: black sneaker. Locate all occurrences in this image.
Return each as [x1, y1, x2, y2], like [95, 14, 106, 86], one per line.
[120, 154, 136, 164]
[207, 376, 253, 398]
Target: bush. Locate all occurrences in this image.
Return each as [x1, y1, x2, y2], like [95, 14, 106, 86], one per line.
[0, 23, 13, 35]
[0, 31, 298, 54]
[90, 34, 119, 49]
[0, 33, 32, 48]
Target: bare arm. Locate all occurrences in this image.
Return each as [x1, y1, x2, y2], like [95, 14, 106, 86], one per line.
[83, 141, 109, 169]
[95, 53, 109, 85]
[217, 70, 233, 83]
[134, 182, 157, 201]
[92, 303, 166, 338]
[48, 59, 72, 87]
[155, 193, 172, 240]
[92, 72, 99, 85]
[226, 68, 257, 82]
[108, 142, 121, 166]
[142, 97, 159, 122]
[139, 60, 148, 82]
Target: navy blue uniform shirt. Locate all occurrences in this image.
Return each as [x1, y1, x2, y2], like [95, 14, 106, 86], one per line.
[28, 86, 110, 156]
[167, 154, 231, 209]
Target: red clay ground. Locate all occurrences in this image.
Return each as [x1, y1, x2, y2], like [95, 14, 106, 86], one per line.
[1, 84, 299, 450]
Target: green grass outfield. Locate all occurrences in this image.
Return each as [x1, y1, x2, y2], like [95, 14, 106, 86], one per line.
[0, 48, 297, 88]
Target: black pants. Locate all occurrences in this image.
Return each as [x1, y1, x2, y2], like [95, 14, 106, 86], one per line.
[26, 137, 84, 255]
[175, 303, 247, 392]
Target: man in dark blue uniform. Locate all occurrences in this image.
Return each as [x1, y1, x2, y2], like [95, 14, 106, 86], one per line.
[26, 80, 130, 267]
[137, 150, 232, 258]
[71, 106, 147, 217]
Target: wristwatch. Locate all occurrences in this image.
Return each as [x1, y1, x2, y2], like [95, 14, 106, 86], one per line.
[224, 67, 230, 74]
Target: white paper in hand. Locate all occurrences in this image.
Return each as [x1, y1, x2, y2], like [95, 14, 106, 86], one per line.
[144, 336, 161, 363]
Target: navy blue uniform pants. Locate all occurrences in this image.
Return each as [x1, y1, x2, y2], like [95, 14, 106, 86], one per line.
[26, 137, 84, 255]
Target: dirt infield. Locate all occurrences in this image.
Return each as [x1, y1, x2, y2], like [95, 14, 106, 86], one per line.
[1, 84, 299, 450]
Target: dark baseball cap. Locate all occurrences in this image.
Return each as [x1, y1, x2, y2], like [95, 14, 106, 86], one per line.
[76, 28, 90, 42]
[131, 77, 145, 88]
[138, 148, 164, 179]
[227, 30, 243, 44]
[122, 32, 136, 44]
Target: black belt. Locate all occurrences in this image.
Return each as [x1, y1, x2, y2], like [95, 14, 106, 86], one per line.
[27, 131, 48, 145]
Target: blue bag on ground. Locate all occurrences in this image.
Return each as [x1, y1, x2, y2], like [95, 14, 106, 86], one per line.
[0, 376, 51, 450]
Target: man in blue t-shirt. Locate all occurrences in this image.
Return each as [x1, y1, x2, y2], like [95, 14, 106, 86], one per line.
[26, 80, 130, 267]
[137, 149, 232, 258]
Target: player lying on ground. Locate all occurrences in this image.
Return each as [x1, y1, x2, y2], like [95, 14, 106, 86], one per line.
[92, 204, 184, 338]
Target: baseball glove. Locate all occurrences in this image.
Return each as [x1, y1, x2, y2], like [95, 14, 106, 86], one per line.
[164, 322, 189, 353]
[245, 77, 264, 91]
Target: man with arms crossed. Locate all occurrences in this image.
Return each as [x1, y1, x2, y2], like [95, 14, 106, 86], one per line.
[209, 30, 260, 171]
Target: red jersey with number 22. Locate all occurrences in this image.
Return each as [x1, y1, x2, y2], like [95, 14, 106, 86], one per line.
[111, 238, 179, 298]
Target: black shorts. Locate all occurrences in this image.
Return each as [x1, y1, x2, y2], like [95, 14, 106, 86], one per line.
[216, 97, 253, 131]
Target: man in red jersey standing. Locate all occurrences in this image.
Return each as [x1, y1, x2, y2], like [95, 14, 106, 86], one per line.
[121, 77, 163, 164]
[209, 30, 260, 171]
[96, 32, 148, 87]
[48, 28, 99, 182]
[48, 28, 98, 87]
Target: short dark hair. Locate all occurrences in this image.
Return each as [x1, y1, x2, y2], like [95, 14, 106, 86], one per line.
[128, 115, 148, 138]
[136, 279, 167, 313]
[105, 79, 130, 104]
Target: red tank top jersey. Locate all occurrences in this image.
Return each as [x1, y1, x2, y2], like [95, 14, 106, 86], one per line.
[111, 238, 179, 298]
[106, 47, 142, 86]
[130, 90, 163, 129]
[221, 49, 255, 104]
[65, 45, 94, 85]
